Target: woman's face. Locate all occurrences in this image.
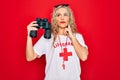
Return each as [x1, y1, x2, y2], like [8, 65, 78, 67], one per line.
[55, 8, 69, 28]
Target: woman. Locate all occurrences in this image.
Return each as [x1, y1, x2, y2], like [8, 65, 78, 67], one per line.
[26, 4, 88, 80]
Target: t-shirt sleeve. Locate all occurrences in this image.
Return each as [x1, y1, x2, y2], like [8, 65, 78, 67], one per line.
[75, 33, 88, 49]
[33, 35, 46, 58]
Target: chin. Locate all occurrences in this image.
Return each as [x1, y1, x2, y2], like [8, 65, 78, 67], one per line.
[59, 24, 68, 28]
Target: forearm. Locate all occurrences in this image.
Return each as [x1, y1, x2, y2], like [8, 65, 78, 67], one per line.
[71, 36, 88, 61]
[26, 36, 37, 61]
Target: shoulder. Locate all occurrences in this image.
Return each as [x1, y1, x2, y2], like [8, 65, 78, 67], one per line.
[74, 33, 83, 38]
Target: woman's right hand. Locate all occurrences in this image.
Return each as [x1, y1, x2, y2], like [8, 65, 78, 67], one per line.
[27, 21, 38, 37]
[26, 21, 39, 61]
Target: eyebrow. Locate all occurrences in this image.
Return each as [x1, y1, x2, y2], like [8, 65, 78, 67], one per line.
[55, 13, 69, 15]
[56, 12, 69, 14]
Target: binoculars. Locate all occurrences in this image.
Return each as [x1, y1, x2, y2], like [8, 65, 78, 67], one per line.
[30, 18, 51, 39]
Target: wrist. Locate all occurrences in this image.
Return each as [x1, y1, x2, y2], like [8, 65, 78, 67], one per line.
[70, 35, 76, 40]
[27, 35, 32, 39]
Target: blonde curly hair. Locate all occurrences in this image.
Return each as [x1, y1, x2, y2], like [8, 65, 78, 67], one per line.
[51, 4, 78, 45]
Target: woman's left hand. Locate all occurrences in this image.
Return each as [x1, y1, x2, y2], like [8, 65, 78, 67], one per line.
[65, 25, 74, 39]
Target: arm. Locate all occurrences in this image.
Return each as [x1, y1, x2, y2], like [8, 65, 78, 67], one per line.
[70, 35, 88, 61]
[65, 25, 88, 61]
[26, 36, 38, 61]
[26, 21, 38, 61]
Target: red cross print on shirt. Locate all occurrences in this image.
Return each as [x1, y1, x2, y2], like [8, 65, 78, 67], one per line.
[59, 48, 72, 61]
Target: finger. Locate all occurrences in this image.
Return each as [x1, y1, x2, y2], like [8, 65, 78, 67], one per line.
[65, 28, 70, 32]
[30, 21, 37, 24]
[27, 23, 38, 30]
[64, 31, 68, 36]
[27, 27, 37, 35]
[68, 25, 71, 29]
[28, 27, 38, 33]
[65, 28, 68, 32]
[31, 27, 38, 30]
[64, 28, 69, 35]
[31, 23, 38, 27]
[27, 25, 38, 31]
[65, 27, 73, 36]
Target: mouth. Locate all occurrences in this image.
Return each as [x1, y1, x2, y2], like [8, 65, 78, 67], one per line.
[60, 21, 66, 24]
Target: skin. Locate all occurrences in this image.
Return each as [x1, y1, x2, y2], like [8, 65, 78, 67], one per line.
[26, 7, 88, 61]
[55, 8, 88, 61]
[55, 8, 69, 29]
[55, 8, 70, 36]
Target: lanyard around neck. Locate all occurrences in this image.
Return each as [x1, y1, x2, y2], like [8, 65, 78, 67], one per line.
[58, 35, 68, 52]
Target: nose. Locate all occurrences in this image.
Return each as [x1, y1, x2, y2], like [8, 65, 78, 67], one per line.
[60, 15, 64, 20]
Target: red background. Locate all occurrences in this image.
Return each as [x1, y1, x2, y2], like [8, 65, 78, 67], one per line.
[0, 0, 120, 80]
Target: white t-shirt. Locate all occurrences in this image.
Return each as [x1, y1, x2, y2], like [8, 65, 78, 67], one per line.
[33, 33, 88, 80]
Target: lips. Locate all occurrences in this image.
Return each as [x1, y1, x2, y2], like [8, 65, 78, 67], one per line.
[60, 21, 66, 23]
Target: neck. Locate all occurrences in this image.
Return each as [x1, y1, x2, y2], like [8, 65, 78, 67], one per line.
[58, 28, 66, 35]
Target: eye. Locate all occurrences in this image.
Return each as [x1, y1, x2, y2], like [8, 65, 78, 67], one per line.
[64, 13, 69, 16]
[56, 13, 61, 17]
